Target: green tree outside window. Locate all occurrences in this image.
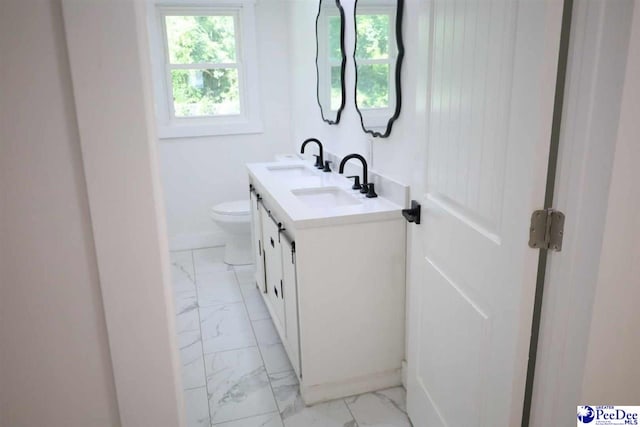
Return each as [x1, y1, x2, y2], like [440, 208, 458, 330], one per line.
[164, 15, 240, 117]
[355, 13, 391, 109]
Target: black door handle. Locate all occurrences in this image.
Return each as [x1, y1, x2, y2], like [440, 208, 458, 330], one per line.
[402, 200, 421, 224]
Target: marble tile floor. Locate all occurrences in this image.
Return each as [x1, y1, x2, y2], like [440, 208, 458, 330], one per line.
[171, 247, 413, 427]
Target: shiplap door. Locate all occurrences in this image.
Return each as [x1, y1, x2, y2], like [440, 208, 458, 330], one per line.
[406, 1, 563, 426]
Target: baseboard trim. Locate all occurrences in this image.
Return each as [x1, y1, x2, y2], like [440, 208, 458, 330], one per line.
[169, 231, 225, 251]
[401, 360, 407, 389]
[301, 368, 402, 405]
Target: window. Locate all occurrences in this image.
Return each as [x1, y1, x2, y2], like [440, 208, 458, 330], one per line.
[148, 1, 262, 138]
[165, 14, 241, 117]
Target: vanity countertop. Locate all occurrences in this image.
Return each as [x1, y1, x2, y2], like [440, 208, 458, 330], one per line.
[247, 160, 404, 229]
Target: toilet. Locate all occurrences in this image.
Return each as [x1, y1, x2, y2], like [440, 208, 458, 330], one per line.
[210, 200, 252, 265]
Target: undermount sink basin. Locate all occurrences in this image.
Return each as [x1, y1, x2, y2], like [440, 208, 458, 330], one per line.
[266, 164, 318, 178]
[291, 187, 362, 209]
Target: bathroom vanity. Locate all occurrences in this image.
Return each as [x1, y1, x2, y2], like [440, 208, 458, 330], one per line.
[247, 159, 406, 405]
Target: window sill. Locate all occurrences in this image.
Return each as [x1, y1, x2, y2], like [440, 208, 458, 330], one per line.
[157, 120, 264, 139]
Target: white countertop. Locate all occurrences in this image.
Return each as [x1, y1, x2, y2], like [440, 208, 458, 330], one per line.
[247, 160, 404, 229]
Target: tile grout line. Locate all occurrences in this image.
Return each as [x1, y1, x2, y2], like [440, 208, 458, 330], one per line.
[233, 266, 286, 427]
[191, 249, 214, 427]
[201, 343, 259, 356]
[211, 410, 281, 427]
[183, 384, 208, 392]
[371, 390, 409, 418]
[343, 397, 360, 427]
[172, 245, 225, 254]
[265, 367, 295, 377]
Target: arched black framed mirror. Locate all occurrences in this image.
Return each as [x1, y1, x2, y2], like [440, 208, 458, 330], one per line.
[316, 0, 346, 125]
[354, 0, 404, 138]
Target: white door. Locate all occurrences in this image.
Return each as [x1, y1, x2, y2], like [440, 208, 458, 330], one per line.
[406, 1, 564, 426]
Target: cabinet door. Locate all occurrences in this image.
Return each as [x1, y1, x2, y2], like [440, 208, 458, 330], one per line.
[261, 211, 285, 331]
[281, 236, 301, 379]
[250, 191, 266, 292]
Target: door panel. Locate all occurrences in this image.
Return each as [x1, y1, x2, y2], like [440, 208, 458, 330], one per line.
[261, 210, 285, 330]
[250, 191, 265, 292]
[281, 235, 301, 379]
[417, 257, 489, 426]
[407, 1, 563, 426]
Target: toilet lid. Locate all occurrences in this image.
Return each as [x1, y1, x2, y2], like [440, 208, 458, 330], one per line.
[211, 200, 250, 216]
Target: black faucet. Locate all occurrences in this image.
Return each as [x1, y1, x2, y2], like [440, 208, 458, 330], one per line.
[300, 138, 324, 169]
[339, 153, 369, 194]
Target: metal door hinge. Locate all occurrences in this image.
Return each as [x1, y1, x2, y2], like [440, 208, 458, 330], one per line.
[529, 209, 565, 251]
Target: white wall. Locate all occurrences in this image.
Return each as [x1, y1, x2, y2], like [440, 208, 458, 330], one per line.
[159, 0, 294, 250]
[0, 0, 120, 425]
[61, 0, 186, 424]
[288, 0, 423, 186]
[581, 0, 640, 401]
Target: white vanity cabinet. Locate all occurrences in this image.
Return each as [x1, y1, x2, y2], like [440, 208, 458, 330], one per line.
[248, 161, 406, 405]
[250, 187, 302, 378]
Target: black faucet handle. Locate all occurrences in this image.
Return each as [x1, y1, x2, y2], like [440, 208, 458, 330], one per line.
[346, 175, 362, 190]
[323, 160, 332, 172]
[365, 183, 378, 198]
[313, 154, 323, 168]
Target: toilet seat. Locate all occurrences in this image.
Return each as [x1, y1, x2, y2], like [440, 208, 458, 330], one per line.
[211, 200, 250, 216]
[210, 200, 251, 224]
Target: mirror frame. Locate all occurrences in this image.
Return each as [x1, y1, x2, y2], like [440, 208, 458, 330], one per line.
[315, 0, 347, 125]
[353, 0, 404, 138]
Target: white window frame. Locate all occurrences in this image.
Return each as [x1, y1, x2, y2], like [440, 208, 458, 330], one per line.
[147, 0, 262, 139]
[355, 4, 397, 129]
